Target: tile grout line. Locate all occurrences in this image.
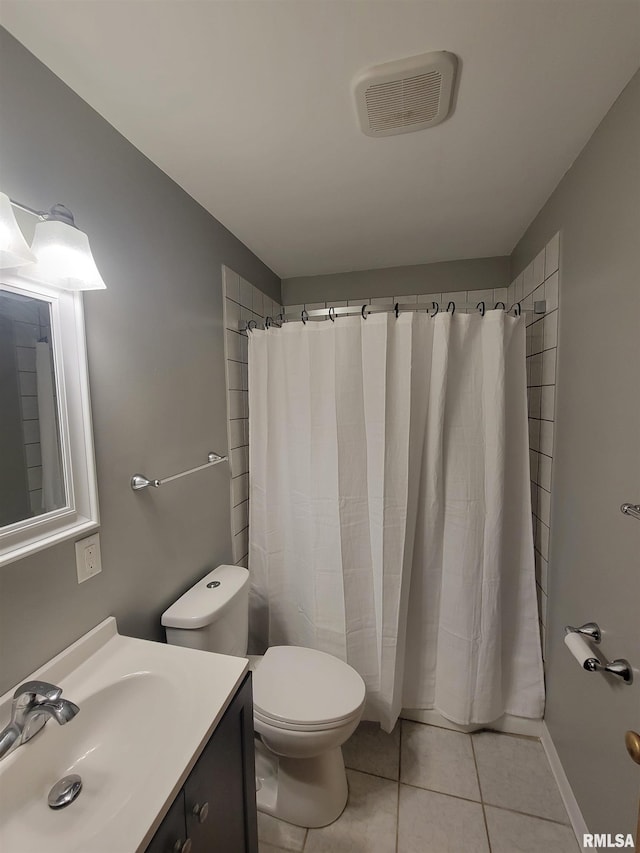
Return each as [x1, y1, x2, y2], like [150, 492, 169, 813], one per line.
[481, 801, 574, 828]
[470, 735, 492, 853]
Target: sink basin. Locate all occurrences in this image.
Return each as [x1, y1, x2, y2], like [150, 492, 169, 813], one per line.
[0, 618, 248, 852]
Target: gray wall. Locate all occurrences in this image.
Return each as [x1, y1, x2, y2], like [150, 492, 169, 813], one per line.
[282, 256, 510, 305]
[0, 29, 280, 694]
[511, 69, 640, 836]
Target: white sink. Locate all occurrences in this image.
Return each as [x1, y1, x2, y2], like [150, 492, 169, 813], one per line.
[0, 618, 248, 853]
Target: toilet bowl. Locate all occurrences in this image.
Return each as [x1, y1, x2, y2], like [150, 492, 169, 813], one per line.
[162, 565, 365, 828]
[251, 645, 365, 826]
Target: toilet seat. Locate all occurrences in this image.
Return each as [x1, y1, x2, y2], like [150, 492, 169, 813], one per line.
[252, 646, 365, 731]
[254, 706, 361, 733]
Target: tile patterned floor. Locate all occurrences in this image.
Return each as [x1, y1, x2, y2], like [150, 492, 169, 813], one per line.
[258, 720, 580, 853]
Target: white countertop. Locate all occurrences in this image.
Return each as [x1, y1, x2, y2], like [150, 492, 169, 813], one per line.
[0, 617, 249, 853]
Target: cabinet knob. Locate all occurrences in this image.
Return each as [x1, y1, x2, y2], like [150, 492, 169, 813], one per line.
[173, 839, 192, 853]
[192, 801, 209, 823]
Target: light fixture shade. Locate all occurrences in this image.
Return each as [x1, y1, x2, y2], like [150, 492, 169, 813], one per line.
[0, 191, 37, 268]
[29, 219, 106, 291]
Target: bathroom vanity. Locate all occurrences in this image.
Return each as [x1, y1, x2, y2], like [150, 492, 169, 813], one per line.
[145, 673, 257, 853]
[0, 618, 258, 853]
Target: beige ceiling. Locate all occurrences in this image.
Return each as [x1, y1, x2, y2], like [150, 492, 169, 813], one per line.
[2, 1, 639, 278]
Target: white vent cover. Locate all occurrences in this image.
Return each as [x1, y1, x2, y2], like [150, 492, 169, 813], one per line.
[354, 51, 458, 137]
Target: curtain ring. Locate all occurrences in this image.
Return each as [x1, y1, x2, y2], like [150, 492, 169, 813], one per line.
[431, 301, 439, 317]
[394, 302, 400, 318]
[278, 311, 284, 325]
[247, 319, 257, 332]
[447, 301, 456, 314]
[361, 304, 368, 319]
[512, 302, 522, 317]
[494, 301, 506, 310]
[328, 305, 336, 322]
[265, 315, 272, 328]
[301, 308, 309, 325]
[476, 301, 485, 316]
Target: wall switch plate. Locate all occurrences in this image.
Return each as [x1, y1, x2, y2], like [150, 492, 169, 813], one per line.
[75, 533, 102, 583]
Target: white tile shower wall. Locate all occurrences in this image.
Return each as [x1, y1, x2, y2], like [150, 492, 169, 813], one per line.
[509, 232, 560, 658]
[222, 266, 282, 567]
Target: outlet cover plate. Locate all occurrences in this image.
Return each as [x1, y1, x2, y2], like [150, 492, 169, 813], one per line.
[75, 532, 102, 583]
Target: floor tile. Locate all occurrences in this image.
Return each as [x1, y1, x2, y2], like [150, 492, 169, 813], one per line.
[305, 769, 398, 853]
[401, 721, 481, 801]
[343, 720, 400, 780]
[472, 732, 569, 823]
[257, 812, 307, 851]
[259, 844, 297, 853]
[397, 785, 489, 853]
[485, 805, 580, 852]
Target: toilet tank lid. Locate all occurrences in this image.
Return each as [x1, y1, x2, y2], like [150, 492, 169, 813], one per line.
[161, 565, 249, 629]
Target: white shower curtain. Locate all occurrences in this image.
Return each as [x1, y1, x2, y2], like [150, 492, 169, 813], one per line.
[248, 310, 544, 731]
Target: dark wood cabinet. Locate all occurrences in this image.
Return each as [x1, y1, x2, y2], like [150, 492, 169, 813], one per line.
[145, 674, 258, 853]
[145, 792, 187, 853]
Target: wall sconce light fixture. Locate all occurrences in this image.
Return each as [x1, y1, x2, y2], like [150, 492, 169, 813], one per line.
[0, 192, 106, 291]
[0, 191, 36, 268]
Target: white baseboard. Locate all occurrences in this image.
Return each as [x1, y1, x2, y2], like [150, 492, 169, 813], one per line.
[400, 707, 543, 737]
[540, 721, 589, 852]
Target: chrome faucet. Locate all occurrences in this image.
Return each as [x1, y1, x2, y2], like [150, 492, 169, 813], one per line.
[0, 680, 79, 760]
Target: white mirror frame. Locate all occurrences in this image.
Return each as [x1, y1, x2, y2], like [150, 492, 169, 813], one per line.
[0, 272, 99, 566]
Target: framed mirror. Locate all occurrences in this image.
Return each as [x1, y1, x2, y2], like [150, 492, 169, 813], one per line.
[0, 273, 99, 565]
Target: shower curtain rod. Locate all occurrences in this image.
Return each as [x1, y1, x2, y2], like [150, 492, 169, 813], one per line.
[241, 299, 547, 331]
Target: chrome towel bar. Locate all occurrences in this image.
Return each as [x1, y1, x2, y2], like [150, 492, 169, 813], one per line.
[621, 502, 640, 521]
[131, 452, 227, 491]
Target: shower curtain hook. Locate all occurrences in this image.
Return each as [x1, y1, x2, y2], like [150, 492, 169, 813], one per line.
[247, 319, 257, 333]
[278, 311, 285, 326]
[447, 301, 456, 314]
[513, 302, 522, 317]
[301, 308, 309, 325]
[431, 301, 439, 317]
[476, 301, 485, 316]
[265, 315, 272, 329]
[328, 305, 336, 322]
[394, 302, 400, 318]
[361, 304, 369, 319]
[494, 301, 506, 311]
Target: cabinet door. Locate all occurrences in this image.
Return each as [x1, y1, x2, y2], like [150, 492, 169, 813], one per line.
[184, 674, 258, 853]
[145, 790, 188, 853]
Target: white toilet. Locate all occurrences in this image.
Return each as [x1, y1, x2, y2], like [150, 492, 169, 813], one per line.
[162, 564, 365, 828]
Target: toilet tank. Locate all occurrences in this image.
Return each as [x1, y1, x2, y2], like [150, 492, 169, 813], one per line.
[162, 565, 249, 656]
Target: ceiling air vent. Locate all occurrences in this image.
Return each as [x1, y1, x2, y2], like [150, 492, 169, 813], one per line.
[354, 51, 458, 138]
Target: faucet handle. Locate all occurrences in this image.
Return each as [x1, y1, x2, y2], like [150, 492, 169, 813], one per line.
[13, 681, 63, 703]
